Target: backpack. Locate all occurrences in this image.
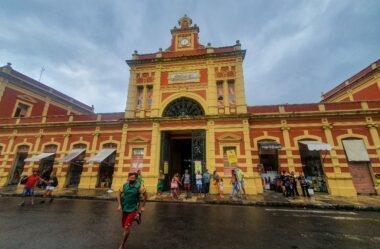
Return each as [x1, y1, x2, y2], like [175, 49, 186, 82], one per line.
[20, 176, 28, 185]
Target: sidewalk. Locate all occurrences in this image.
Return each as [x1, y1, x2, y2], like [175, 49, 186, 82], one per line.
[1, 186, 380, 211]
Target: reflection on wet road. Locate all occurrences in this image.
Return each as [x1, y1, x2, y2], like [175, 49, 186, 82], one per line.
[0, 197, 379, 249]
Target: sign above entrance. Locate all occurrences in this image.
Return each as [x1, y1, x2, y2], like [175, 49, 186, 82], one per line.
[168, 71, 199, 84]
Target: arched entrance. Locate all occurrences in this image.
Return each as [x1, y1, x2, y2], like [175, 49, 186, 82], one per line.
[9, 145, 30, 185]
[162, 97, 204, 117]
[66, 143, 87, 187]
[298, 139, 328, 193]
[257, 140, 282, 191]
[97, 143, 117, 188]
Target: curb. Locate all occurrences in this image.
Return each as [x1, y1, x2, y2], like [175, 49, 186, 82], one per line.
[1, 192, 380, 211]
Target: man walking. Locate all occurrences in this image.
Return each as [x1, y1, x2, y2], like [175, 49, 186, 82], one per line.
[236, 168, 246, 199]
[19, 169, 45, 206]
[202, 169, 211, 197]
[117, 172, 147, 249]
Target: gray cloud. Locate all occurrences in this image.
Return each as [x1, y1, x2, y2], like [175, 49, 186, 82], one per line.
[0, 0, 379, 112]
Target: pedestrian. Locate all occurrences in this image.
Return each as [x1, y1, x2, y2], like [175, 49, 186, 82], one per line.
[156, 170, 165, 197]
[236, 168, 246, 199]
[299, 173, 310, 197]
[19, 169, 46, 206]
[213, 170, 220, 192]
[170, 173, 181, 199]
[290, 171, 300, 196]
[283, 172, 291, 197]
[195, 171, 203, 195]
[230, 169, 241, 199]
[117, 172, 147, 249]
[137, 169, 143, 183]
[202, 169, 211, 197]
[181, 169, 191, 199]
[40, 171, 58, 203]
[218, 178, 224, 198]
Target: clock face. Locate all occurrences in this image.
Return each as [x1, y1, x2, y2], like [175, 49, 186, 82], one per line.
[180, 38, 189, 46]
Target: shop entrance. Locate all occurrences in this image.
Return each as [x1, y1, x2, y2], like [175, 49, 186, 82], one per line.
[258, 140, 281, 191]
[9, 146, 29, 185]
[160, 130, 206, 191]
[298, 141, 328, 193]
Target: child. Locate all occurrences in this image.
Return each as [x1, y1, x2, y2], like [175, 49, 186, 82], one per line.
[218, 178, 224, 198]
[195, 171, 203, 195]
[171, 173, 181, 199]
[41, 171, 58, 203]
[181, 169, 191, 199]
[156, 170, 165, 197]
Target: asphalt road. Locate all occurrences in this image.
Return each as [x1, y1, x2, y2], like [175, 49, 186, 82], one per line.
[0, 197, 380, 249]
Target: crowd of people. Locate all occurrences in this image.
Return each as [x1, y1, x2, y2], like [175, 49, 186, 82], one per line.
[156, 167, 247, 200]
[18, 168, 58, 206]
[275, 171, 311, 198]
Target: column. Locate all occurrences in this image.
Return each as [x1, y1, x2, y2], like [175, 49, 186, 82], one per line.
[281, 122, 294, 172]
[112, 124, 128, 190]
[0, 131, 16, 186]
[242, 119, 262, 194]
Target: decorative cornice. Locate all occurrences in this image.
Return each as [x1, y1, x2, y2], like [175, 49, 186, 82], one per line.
[126, 50, 246, 66]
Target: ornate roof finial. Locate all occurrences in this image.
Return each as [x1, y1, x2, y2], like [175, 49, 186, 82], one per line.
[178, 14, 192, 29]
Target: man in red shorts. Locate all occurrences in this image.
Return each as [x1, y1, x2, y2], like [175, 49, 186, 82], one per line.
[117, 172, 147, 249]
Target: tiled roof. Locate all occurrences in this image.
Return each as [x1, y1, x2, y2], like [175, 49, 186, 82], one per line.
[0, 65, 94, 113]
[322, 59, 380, 101]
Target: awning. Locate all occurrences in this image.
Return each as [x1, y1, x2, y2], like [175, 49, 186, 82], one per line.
[87, 149, 116, 163]
[299, 141, 332, 151]
[25, 153, 55, 162]
[342, 139, 370, 162]
[259, 142, 282, 150]
[58, 149, 86, 163]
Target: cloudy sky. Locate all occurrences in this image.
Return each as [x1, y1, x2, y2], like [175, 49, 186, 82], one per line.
[1, 0, 379, 113]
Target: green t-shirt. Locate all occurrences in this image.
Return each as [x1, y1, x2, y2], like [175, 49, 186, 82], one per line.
[120, 181, 142, 213]
[203, 172, 211, 183]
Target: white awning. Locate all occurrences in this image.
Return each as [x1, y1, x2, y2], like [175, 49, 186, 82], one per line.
[299, 141, 332, 151]
[58, 149, 86, 163]
[87, 149, 116, 163]
[342, 139, 370, 162]
[25, 153, 55, 162]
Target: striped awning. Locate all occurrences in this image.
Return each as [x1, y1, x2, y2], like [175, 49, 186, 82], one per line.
[87, 149, 116, 163]
[58, 149, 86, 163]
[299, 141, 332, 151]
[25, 153, 55, 162]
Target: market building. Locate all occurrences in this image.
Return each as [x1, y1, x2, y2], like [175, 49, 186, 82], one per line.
[0, 15, 379, 196]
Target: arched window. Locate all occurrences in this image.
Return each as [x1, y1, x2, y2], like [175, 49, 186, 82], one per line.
[73, 143, 87, 149]
[44, 144, 58, 153]
[163, 97, 204, 117]
[103, 143, 117, 149]
[17, 145, 30, 153]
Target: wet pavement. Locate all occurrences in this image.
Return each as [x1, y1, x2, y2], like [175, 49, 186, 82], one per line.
[2, 185, 380, 211]
[1, 197, 380, 249]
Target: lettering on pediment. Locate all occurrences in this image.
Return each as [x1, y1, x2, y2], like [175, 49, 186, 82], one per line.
[168, 71, 200, 84]
[127, 136, 150, 144]
[218, 133, 241, 142]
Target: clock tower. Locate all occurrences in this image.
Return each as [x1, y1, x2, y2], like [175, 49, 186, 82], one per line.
[169, 15, 203, 51]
